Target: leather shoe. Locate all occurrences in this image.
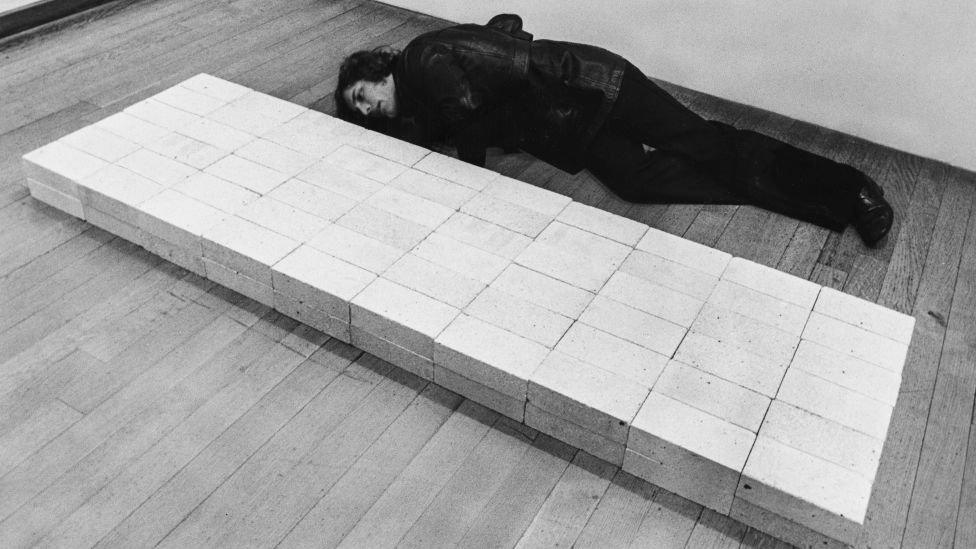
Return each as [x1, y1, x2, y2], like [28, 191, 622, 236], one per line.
[853, 176, 893, 247]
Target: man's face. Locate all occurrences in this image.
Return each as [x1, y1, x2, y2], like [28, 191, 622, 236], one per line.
[343, 74, 398, 118]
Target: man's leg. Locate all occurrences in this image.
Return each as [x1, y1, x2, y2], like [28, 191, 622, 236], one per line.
[607, 63, 737, 182]
[723, 125, 866, 231]
[584, 123, 746, 204]
[593, 63, 892, 241]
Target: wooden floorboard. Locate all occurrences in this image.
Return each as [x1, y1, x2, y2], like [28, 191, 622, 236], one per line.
[0, 264, 198, 440]
[954, 423, 976, 549]
[208, 0, 368, 89]
[513, 451, 616, 548]
[278, 383, 462, 548]
[878, 160, 947, 315]
[0, 235, 128, 334]
[0, 214, 90, 277]
[454, 433, 576, 548]
[93, 339, 362, 548]
[0, 226, 109, 305]
[574, 470, 660, 548]
[841, 150, 924, 302]
[214, 363, 428, 548]
[0, 0, 148, 85]
[1, 9, 211, 133]
[901, 170, 976, 549]
[42, 345, 327, 548]
[629, 488, 702, 548]
[58, 277, 218, 412]
[0, 310, 293, 546]
[863, 167, 972, 548]
[397, 418, 536, 548]
[74, 1, 318, 109]
[36, 333, 312, 548]
[739, 527, 795, 549]
[2, 1, 975, 547]
[337, 400, 499, 547]
[0, 242, 161, 365]
[684, 508, 749, 548]
[151, 351, 390, 549]
[2, 294, 256, 484]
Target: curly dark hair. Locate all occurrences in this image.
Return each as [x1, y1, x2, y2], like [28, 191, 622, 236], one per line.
[333, 46, 401, 125]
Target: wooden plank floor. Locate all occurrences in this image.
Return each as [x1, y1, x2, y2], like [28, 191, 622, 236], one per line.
[1, 1, 974, 547]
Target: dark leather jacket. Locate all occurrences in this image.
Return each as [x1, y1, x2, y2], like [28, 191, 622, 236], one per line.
[393, 14, 626, 173]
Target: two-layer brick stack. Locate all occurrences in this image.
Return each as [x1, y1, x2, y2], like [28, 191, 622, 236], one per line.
[23, 74, 915, 548]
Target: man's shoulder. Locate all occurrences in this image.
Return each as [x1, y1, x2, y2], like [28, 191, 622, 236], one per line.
[405, 23, 493, 49]
[404, 15, 531, 54]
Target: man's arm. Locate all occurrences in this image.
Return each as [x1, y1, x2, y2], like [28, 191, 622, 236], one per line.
[454, 123, 489, 166]
[417, 45, 483, 126]
[414, 44, 492, 166]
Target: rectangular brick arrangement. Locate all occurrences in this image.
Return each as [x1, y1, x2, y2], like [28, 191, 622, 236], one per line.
[23, 74, 914, 548]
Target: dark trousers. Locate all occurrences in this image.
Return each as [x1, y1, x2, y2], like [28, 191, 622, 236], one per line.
[584, 63, 864, 230]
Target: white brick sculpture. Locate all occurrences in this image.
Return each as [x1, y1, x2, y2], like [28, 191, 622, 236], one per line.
[23, 74, 915, 548]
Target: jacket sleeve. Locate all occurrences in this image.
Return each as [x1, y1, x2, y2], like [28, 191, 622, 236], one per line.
[409, 44, 493, 166]
[454, 123, 489, 167]
[416, 44, 483, 131]
[402, 25, 531, 167]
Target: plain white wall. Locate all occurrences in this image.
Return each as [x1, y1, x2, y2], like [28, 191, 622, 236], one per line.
[382, 1, 976, 171]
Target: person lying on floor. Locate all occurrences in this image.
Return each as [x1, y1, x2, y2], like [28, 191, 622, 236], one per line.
[333, 14, 894, 247]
